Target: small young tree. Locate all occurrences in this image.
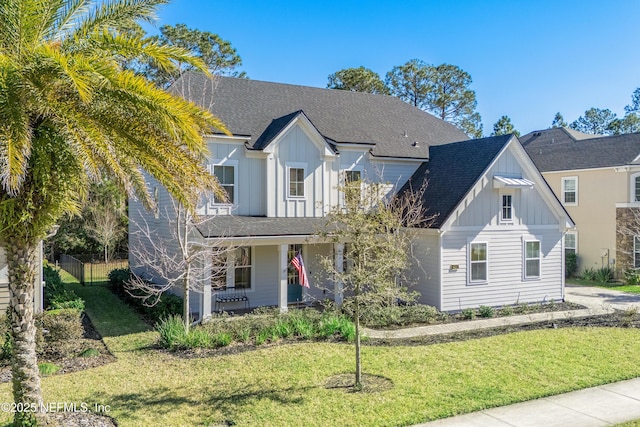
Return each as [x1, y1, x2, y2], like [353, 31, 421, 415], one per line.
[317, 178, 428, 389]
[85, 180, 128, 264]
[129, 196, 232, 331]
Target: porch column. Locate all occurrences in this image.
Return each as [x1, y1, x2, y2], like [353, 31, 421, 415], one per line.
[201, 253, 212, 322]
[334, 243, 344, 306]
[278, 244, 288, 313]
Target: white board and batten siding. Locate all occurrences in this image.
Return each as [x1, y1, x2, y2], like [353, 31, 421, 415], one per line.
[409, 230, 441, 308]
[411, 141, 567, 311]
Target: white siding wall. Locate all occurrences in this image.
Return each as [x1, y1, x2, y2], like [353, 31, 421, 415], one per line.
[0, 248, 7, 284]
[408, 231, 441, 308]
[305, 243, 333, 302]
[451, 147, 558, 228]
[205, 140, 266, 216]
[440, 228, 563, 311]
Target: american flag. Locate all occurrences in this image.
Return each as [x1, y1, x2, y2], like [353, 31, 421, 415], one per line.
[291, 250, 310, 288]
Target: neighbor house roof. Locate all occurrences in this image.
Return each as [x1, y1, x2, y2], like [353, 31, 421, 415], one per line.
[196, 216, 329, 238]
[521, 127, 640, 172]
[399, 134, 513, 229]
[171, 73, 469, 159]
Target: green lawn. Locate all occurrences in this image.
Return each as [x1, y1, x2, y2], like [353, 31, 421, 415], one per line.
[2, 275, 640, 426]
[567, 278, 640, 294]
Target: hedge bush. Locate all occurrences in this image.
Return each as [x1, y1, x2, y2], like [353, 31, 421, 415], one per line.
[43, 263, 85, 311]
[108, 268, 183, 324]
[41, 308, 83, 342]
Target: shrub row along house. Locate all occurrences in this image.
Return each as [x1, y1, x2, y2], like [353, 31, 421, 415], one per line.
[129, 74, 573, 321]
[521, 127, 640, 276]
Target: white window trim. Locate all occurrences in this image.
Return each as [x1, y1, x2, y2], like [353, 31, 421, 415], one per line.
[286, 162, 307, 199]
[468, 241, 489, 285]
[630, 172, 640, 203]
[499, 191, 514, 224]
[523, 239, 542, 280]
[561, 176, 578, 206]
[229, 246, 255, 292]
[209, 159, 239, 207]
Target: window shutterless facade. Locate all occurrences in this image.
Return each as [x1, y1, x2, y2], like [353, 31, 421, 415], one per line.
[286, 163, 306, 198]
[564, 232, 577, 256]
[500, 193, 513, 223]
[234, 247, 252, 289]
[524, 240, 541, 279]
[210, 160, 238, 206]
[469, 242, 488, 283]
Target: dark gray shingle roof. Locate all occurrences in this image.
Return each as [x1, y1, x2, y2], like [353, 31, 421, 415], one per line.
[196, 216, 329, 238]
[399, 135, 513, 229]
[172, 73, 469, 159]
[521, 128, 640, 172]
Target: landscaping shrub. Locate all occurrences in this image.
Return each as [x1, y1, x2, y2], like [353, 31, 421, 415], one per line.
[581, 267, 597, 281]
[340, 297, 442, 328]
[44, 263, 84, 311]
[156, 315, 187, 349]
[41, 309, 83, 342]
[624, 269, 640, 286]
[108, 267, 183, 323]
[38, 362, 60, 376]
[461, 308, 475, 320]
[478, 305, 495, 318]
[565, 252, 578, 278]
[595, 267, 614, 283]
[498, 306, 513, 316]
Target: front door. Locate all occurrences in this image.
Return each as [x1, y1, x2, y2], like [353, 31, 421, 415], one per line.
[287, 244, 304, 303]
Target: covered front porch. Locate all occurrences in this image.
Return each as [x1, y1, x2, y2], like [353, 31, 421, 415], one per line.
[191, 216, 346, 321]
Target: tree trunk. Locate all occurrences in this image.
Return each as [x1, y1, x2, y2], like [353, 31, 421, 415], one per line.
[183, 264, 190, 333]
[354, 292, 362, 390]
[5, 239, 48, 426]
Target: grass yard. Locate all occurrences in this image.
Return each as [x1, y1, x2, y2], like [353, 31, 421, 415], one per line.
[2, 275, 640, 426]
[568, 278, 640, 294]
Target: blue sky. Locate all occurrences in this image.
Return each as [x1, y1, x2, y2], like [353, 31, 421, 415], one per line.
[148, 0, 640, 135]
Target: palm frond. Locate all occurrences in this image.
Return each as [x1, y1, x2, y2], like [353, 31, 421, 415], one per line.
[74, 0, 169, 39]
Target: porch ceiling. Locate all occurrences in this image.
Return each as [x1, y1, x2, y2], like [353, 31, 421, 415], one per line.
[196, 216, 330, 238]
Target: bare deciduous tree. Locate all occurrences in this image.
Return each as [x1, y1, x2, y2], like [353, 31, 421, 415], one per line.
[317, 177, 431, 390]
[129, 197, 233, 331]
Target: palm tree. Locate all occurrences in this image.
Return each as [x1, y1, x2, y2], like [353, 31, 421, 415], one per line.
[0, 1, 226, 424]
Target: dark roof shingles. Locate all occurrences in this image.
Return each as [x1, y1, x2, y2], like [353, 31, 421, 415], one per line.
[173, 73, 469, 159]
[400, 135, 513, 228]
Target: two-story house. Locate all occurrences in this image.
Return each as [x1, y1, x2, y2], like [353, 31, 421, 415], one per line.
[129, 74, 573, 320]
[522, 127, 640, 276]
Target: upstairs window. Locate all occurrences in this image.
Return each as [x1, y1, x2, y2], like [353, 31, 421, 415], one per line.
[288, 165, 306, 198]
[500, 193, 513, 223]
[631, 173, 640, 203]
[213, 165, 235, 204]
[561, 177, 578, 206]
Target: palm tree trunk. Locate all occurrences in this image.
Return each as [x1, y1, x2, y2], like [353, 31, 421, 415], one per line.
[5, 239, 47, 426]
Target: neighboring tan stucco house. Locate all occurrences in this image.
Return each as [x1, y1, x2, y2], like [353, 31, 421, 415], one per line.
[129, 75, 573, 320]
[522, 127, 640, 276]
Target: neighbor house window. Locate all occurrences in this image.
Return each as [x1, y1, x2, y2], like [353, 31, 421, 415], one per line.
[469, 242, 488, 283]
[212, 163, 236, 204]
[234, 247, 252, 289]
[635, 236, 640, 269]
[561, 177, 578, 205]
[287, 163, 306, 198]
[564, 232, 577, 257]
[500, 193, 513, 223]
[631, 173, 640, 202]
[524, 240, 541, 279]
[288, 244, 303, 285]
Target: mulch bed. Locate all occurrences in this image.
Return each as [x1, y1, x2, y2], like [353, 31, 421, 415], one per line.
[0, 314, 115, 384]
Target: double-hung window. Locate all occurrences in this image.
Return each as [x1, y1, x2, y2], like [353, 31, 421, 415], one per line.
[564, 232, 577, 257]
[211, 160, 238, 205]
[635, 236, 640, 269]
[287, 163, 306, 198]
[561, 177, 578, 206]
[524, 240, 541, 279]
[469, 242, 488, 283]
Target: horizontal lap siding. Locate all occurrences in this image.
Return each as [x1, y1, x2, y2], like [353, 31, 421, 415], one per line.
[409, 233, 441, 308]
[441, 229, 563, 311]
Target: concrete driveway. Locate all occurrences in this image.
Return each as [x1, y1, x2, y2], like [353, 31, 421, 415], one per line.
[565, 284, 640, 311]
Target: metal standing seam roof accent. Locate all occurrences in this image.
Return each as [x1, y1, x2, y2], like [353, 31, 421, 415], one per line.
[493, 175, 534, 188]
[195, 216, 331, 238]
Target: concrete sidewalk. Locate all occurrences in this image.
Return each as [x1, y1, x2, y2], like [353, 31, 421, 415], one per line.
[416, 377, 640, 426]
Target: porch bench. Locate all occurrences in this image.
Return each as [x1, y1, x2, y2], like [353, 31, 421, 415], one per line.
[214, 287, 250, 312]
